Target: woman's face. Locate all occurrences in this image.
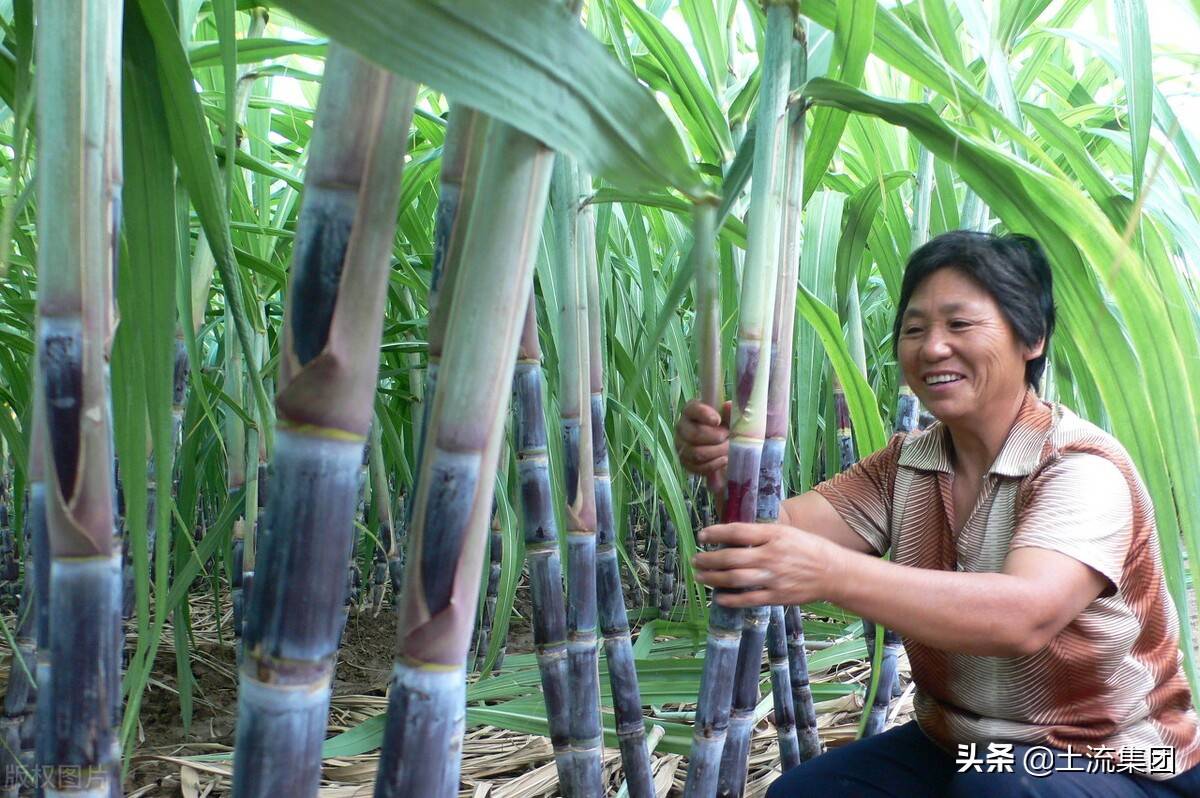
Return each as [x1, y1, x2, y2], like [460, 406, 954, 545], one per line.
[897, 267, 1043, 427]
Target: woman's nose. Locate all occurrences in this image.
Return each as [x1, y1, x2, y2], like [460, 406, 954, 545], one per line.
[921, 329, 952, 360]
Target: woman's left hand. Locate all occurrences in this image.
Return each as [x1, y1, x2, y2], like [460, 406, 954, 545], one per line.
[691, 523, 847, 607]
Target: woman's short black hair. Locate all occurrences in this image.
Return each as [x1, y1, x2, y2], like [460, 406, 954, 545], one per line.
[891, 230, 1056, 390]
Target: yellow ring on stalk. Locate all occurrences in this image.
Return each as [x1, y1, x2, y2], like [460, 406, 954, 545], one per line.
[399, 655, 465, 673]
[278, 420, 367, 443]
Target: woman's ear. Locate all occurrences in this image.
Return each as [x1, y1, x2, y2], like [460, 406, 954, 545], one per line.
[1024, 337, 1046, 361]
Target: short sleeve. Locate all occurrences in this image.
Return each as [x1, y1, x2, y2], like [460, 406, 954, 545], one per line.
[812, 433, 905, 557]
[1008, 453, 1133, 598]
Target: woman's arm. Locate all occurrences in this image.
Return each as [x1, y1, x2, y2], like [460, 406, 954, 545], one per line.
[778, 491, 877, 556]
[691, 523, 1108, 657]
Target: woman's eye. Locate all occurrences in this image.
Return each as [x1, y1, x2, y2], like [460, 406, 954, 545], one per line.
[949, 320, 971, 330]
[903, 326, 923, 335]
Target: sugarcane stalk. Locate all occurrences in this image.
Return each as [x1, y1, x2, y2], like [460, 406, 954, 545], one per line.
[715, 599, 768, 798]
[236, 333, 267, 644]
[694, 198, 722, 502]
[513, 300, 574, 789]
[232, 519, 246, 640]
[647, 525, 660, 612]
[658, 505, 677, 617]
[686, 4, 795, 795]
[373, 118, 555, 798]
[368, 419, 394, 614]
[765, 606, 799, 769]
[1, 494, 37, 797]
[585, 205, 654, 797]
[834, 381, 906, 736]
[0, 510, 17, 608]
[343, 446, 370, 614]
[864, 628, 903, 736]
[784, 605, 822, 760]
[35, 1, 124, 793]
[883, 383, 921, 707]
[737, 36, 813, 773]
[473, 502, 503, 673]
[389, 493, 406, 600]
[232, 47, 416, 798]
[29, 396, 52, 797]
[408, 107, 489, 522]
[554, 161, 604, 797]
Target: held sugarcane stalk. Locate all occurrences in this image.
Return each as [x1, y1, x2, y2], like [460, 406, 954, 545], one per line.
[738, 27, 813, 775]
[689, 3, 795, 796]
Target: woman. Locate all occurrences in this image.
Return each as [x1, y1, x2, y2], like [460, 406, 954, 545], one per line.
[674, 231, 1200, 796]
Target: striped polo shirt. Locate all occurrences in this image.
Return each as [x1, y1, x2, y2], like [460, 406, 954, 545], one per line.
[813, 390, 1200, 779]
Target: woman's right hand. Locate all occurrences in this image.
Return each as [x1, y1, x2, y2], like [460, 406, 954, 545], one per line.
[674, 399, 730, 481]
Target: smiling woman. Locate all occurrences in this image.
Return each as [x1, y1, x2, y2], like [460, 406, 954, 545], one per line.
[677, 230, 1200, 797]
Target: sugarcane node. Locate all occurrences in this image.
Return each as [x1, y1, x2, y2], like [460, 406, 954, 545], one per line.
[245, 649, 332, 686]
[38, 323, 83, 503]
[289, 191, 357, 366]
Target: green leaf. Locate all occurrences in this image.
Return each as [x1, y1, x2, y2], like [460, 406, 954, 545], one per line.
[679, 0, 728, 95]
[617, 0, 732, 163]
[273, 0, 706, 198]
[1111, 0, 1152, 197]
[187, 37, 328, 67]
[116, 8, 183, 759]
[803, 0, 875, 202]
[130, 0, 273, 449]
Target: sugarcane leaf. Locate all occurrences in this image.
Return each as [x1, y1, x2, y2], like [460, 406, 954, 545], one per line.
[1023, 103, 1119, 214]
[187, 37, 328, 66]
[1110, 0, 1152, 197]
[835, 171, 910, 310]
[801, 0, 1044, 161]
[597, 0, 635, 70]
[679, 0, 728, 95]
[212, 0, 236, 207]
[997, 0, 1054, 47]
[1035, 26, 1200, 196]
[130, 0, 273, 448]
[272, 0, 706, 198]
[803, 0, 875, 202]
[795, 285, 886, 459]
[590, 189, 748, 248]
[955, 0, 1023, 130]
[907, 0, 967, 75]
[617, 0, 732, 164]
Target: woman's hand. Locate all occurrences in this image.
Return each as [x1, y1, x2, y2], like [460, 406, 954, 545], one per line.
[674, 399, 730, 484]
[691, 522, 847, 607]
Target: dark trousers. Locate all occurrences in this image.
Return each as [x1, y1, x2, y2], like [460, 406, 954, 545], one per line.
[765, 721, 1200, 797]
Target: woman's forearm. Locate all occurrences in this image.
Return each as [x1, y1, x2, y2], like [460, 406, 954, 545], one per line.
[828, 550, 1039, 657]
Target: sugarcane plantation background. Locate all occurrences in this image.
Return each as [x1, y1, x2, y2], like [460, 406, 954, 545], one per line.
[0, 0, 1198, 796]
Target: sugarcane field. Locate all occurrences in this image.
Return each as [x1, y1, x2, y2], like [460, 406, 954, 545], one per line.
[3, 0, 1200, 796]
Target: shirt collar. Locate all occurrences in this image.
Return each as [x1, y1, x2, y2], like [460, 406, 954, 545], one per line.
[898, 390, 1056, 477]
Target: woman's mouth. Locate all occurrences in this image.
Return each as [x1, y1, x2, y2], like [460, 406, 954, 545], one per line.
[924, 373, 965, 391]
